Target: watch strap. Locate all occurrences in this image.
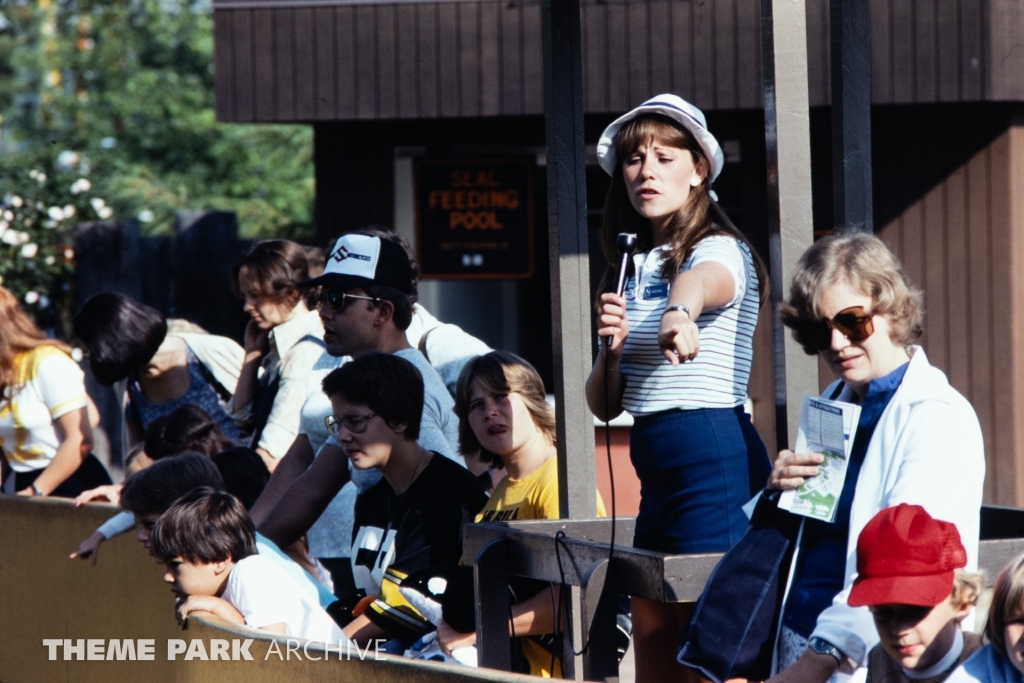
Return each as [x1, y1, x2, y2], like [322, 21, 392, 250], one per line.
[807, 636, 842, 664]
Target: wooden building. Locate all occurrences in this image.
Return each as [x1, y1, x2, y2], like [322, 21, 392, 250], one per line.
[212, 0, 1024, 506]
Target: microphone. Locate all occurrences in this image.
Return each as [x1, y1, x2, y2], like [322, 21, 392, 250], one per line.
[605, 232, 638, 347]
[614, 233, 638, 297]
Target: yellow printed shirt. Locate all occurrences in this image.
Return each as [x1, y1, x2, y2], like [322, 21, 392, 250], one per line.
[474, 456, 606, 677]
[0, 347, 88, 473]
[476, 456, 606, 524]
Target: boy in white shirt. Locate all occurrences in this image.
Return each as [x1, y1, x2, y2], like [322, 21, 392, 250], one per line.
[151, 486, 348, 645]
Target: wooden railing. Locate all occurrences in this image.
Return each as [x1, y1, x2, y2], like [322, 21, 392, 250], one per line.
[465, 507, 1024, 681]
[0, 495, 533, 683]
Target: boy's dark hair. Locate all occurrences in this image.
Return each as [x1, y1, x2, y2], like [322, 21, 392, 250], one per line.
[120, 453, 225, 518]
[344, 229, 418, 331]
[150, 487, 257, 565]
[73, 292, 168, 386]
[144, 405, 236, 460]
[321, 352, 424, 440]
[212, 448, 270, 510]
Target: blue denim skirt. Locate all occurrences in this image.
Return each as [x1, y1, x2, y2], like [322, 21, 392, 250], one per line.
[629, 405, 770, 554]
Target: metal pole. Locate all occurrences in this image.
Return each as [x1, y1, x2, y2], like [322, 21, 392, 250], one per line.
[762, 0, 819, 449]
[831, 0, 873, 234]
[541, 0, 597, 522]
[541, 1, 593, 677]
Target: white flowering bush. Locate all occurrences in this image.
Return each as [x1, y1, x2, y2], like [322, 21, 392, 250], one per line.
[0, 158, 116, 337]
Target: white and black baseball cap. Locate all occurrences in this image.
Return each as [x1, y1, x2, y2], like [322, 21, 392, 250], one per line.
[299, 233, 414, 295]
[596, 93, 724, 183]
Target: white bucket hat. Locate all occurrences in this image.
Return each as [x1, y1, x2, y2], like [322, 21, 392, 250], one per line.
[596, 94, 724, 184]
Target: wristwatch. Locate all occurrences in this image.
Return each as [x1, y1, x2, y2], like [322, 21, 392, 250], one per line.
[662, 304, 691, 319]
[807, 637, 843, 665]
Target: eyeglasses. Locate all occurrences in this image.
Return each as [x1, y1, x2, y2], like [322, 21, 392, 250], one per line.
[799, 306, 875, 351]
[325, 412, 377, 437]
[316, 290, 381, 313]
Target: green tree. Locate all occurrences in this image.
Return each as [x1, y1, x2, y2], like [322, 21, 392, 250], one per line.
[0, 0, 314, 333]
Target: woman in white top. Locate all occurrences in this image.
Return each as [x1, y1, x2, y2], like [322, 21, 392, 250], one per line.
[231, 240, 326, 473]
[0, 286, 109, 497]
[585, 94, 771, 683]
[765, 234, 984, 683]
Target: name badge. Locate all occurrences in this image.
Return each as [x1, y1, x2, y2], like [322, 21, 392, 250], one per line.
[643, 283, 668, 300]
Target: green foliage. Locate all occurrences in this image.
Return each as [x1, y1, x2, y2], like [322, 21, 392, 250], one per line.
[0, 163, 93, 338]
[0, 0, 315, 332]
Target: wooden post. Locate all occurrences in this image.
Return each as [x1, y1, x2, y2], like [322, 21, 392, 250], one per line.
[831, 0, 874, 234]
[761, 0, 819, 448]
[541, 0, 594, 677]
[541, 0, 595, 523]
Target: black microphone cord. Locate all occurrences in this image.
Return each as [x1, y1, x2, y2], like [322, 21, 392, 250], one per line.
[552, 236, 633, 661]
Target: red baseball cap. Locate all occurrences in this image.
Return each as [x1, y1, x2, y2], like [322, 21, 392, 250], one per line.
[848, 504, 967, 608]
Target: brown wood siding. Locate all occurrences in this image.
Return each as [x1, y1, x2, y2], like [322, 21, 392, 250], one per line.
[872, 105, 1024, 505]
[215, 0, 1024, 124]
[1009, 116, 1024, 507]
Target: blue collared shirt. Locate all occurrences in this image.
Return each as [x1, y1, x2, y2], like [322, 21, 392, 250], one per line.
[782, 361, 910, 637]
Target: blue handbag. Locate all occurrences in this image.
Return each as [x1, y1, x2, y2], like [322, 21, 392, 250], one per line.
[676, 490, 803, 683]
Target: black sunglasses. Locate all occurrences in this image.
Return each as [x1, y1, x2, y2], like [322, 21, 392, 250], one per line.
[799, 306, 875, 351]
[316, 290, 381, 312]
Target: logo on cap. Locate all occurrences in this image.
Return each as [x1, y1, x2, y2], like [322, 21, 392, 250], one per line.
[331, 245, 371, 263]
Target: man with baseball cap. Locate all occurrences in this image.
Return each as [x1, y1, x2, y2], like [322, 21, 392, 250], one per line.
[848, 504, 982, 683]
[249, 230, 462, 606]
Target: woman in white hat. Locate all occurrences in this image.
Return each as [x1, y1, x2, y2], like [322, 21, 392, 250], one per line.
[585, 94, 771, 682]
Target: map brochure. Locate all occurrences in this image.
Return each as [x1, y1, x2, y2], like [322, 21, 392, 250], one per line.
[778, 395, 862, 522]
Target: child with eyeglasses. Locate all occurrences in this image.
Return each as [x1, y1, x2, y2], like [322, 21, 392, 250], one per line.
[322, 352, 487, 650]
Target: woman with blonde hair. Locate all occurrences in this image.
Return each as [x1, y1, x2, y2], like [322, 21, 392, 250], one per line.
[0, 286, 109, 497]
[765, 233, 984, 683]
[585, 94, 770, 682]
[436, 350, 605, 676]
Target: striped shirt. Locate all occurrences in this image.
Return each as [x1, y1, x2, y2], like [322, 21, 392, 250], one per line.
[619, 235, 759, 415]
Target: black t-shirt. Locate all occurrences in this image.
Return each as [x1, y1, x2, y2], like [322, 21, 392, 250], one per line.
[351, 453, 487, 643]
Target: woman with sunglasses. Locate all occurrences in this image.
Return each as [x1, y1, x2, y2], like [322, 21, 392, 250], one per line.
[766, 233, 985, 683]
[231, 240, 325, 473]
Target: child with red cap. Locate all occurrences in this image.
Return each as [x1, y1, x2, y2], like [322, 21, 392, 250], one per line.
[849, 504, 983, 683]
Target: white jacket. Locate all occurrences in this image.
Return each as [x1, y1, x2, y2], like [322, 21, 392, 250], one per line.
[786, 346, 986, 667]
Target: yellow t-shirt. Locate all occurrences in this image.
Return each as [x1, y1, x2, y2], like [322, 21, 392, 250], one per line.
[476, 456, 607, 524]
[0, 346, 88, 472]
[474, 456, 606, 677]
